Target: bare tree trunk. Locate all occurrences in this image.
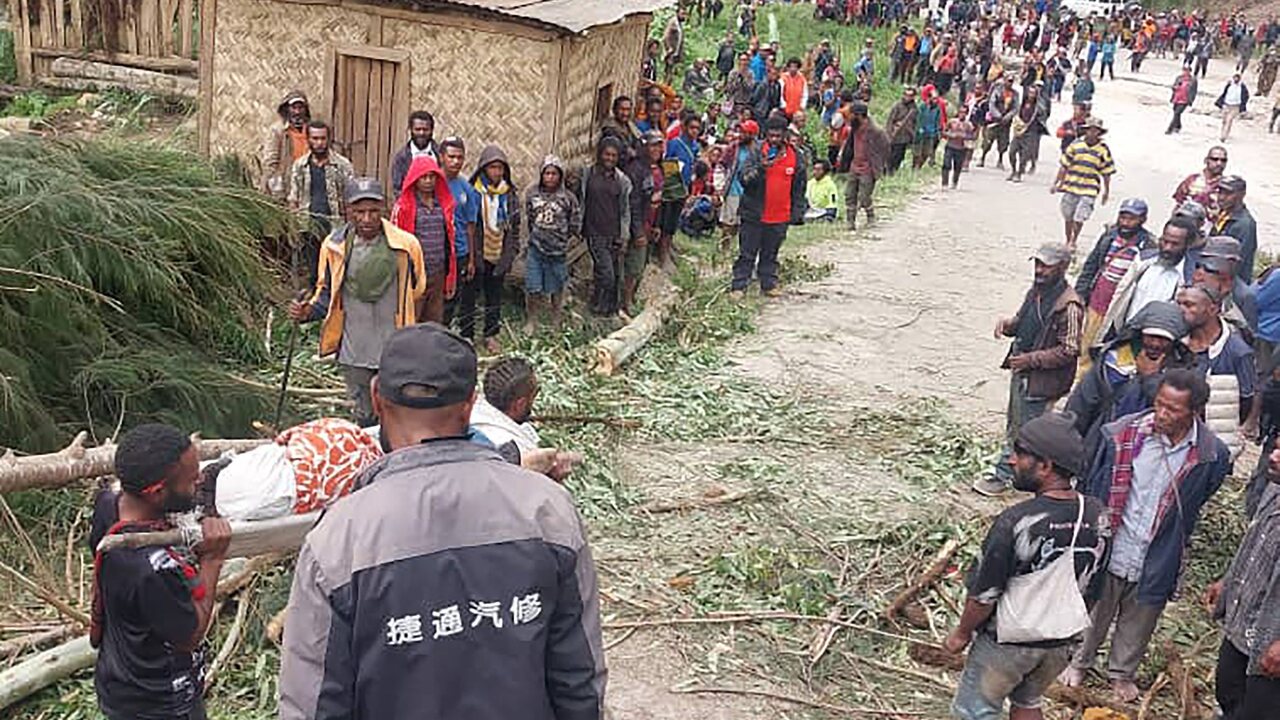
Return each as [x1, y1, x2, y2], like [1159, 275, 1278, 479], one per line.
[1, 433, 269, 494]
[0, 636, 95, 712]
[48, 58, 199, 98]
[593, 282, 679, 376]
[96, 512, 320, 558]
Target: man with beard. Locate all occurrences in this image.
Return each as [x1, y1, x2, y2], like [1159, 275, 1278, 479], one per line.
[390, 111, 440, 195]
[1178, 284, 1258, 456]
[837, 101, 889, 230]
[1207, 444, 1280, 720]
[946, 412, 1110, 720]
[261, 90, 310, 200]
[974, 243, 1084, 497]
[89, 424, 232, 720]
[1075, 198, 1153, 371]
[1173, 147, 1228, 220]
[599, 96, 642, 162]
[1098, 216, 1197, 343]
[1064, 370, 1229, 703]
[1068, 301, 1193, 464]
[287, 121, 355, 283]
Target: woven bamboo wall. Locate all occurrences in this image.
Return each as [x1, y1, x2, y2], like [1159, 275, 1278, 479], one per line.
[383, 17, 552, 188]
[556, 17, 650, 170]
[207, 0, 370, 160]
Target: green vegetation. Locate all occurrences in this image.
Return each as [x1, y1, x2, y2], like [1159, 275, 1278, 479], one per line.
[0, 89, 80, 119]
[0, 137, 289, 452]
[0, 29, 16, 85]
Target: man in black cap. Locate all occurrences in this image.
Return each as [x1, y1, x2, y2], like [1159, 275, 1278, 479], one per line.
[279, 323, 606, 720]
[289, 177, 427, 427]
[837, 100, 889, 230]
[1193, 236, 1259, 334]
[976, 243, 1084, 496]
[1213, 175, 1257, 283]
[946, 412, 1111, 720]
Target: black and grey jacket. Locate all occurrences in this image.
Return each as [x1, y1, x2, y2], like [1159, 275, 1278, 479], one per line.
[279, 438, 606, 720]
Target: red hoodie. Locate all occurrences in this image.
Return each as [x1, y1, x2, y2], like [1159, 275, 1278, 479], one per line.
[393, 156, 458, 295]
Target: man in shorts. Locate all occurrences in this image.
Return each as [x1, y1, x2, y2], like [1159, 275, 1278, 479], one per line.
[1052, 116, 1115, 252]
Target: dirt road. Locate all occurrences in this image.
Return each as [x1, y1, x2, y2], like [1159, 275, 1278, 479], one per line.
[606, 53, 1276, 719]
[734, 53, 1280, 432]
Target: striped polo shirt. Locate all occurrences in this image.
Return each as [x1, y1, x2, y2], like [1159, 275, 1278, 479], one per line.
[1059, 139, 1116, 198]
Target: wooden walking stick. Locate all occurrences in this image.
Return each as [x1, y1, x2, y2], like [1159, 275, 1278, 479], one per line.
[274, 238, 305, 428]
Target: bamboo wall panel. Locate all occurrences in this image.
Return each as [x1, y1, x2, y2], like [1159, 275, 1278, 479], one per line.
[384, 16, 551, 188]
[207, 0, 368, 160]
[556, 17, 650, 169]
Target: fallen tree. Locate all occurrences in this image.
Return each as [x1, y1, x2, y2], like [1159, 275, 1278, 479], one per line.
[0, 556, 263, 712]
[0, 431, 271, 494]
[593, 280, 679, 376]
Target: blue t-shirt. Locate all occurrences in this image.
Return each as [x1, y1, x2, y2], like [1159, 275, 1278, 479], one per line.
[1191, 325, 1257, 400]
[729, 146, 751, 197]
[1257, 272, 1280, 343]
[750, 53, 767, 83]
[448, 176, 479, 256]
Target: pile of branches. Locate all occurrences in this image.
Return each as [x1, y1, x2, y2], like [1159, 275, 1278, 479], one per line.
[0, 137, 290, 452]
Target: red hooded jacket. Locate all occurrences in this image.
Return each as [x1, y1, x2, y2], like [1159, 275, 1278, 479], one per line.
[392, 156, 458, 295]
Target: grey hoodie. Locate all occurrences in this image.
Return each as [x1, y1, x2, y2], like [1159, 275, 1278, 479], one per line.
[524, 155, 582, 258]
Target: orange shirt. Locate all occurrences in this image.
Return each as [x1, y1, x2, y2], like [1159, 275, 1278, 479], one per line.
[287, 126, 308, 163]
[781, 74, 807, 115]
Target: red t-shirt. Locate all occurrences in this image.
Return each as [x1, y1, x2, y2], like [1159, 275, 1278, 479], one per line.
[761, 142, 796, 225]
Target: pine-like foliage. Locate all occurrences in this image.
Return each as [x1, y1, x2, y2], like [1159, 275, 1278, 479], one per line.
[0, 137, 290, 452]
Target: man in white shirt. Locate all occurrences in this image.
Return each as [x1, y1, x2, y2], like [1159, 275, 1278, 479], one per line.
[1098, 217, 1198, 341]
[1216, 72, 1251, 142]
[470, 356, 541, 455]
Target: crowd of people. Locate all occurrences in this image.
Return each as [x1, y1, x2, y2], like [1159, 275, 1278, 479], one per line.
[78, 1, 1280, 720]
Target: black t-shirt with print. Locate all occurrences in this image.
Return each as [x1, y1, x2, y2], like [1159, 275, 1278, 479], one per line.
[94, 535, 205, 719]
[965, 493, 1111, 645]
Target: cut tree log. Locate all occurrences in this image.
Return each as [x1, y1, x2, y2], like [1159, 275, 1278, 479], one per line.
[593, 279, 679, 376]
[47, 58, 198, 98]
[97, 512, 320, 558]
[0, 636, 96, 712]
[884, 538, 961, 622]
[0, 556, 261, 711]
[30, 48, 199, 74]
[0, 626, 75, 660]
[0, 433, 270, 494]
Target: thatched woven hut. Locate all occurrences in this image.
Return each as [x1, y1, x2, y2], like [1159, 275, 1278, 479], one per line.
[197, 0, 672, 190]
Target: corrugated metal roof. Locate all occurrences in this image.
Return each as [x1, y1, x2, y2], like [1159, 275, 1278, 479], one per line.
[434, 0, 674, 34]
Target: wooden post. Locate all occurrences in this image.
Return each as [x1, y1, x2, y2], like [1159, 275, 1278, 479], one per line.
[69, 0, 83, 52]
[179, 0, 193, 57]
[196, 0, 217, 155]
[9, 0, 34, 84]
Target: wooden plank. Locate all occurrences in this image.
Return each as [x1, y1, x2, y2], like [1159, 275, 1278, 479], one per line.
[139, 0, 157, 56]
[338, 0, 556, 42]
[366, 12, 382, 46]
[319, 46, 337, 124]
[377, 60, 396, 192]
[364, 59, 382, 179]
[123, 0, 139, 55]
[157, 0, 174, 55]
[331, 43, 407, 64]
[53, 0, 66, 48]
[179, 0, 194, 57]
[11, 0, 35, 84]
[334, 55, 352, 157]
[69, 0, 83, 51]
[37, 0, 55, 49]
[30, 47, 199, 73]
[349, 56, 371, 175]
[196, 0, 218, 155]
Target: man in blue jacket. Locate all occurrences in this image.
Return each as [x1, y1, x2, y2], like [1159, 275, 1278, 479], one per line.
[1061, 369, 1231, 702]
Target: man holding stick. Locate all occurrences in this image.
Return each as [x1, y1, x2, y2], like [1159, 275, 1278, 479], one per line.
[89, 424, 232, 720]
